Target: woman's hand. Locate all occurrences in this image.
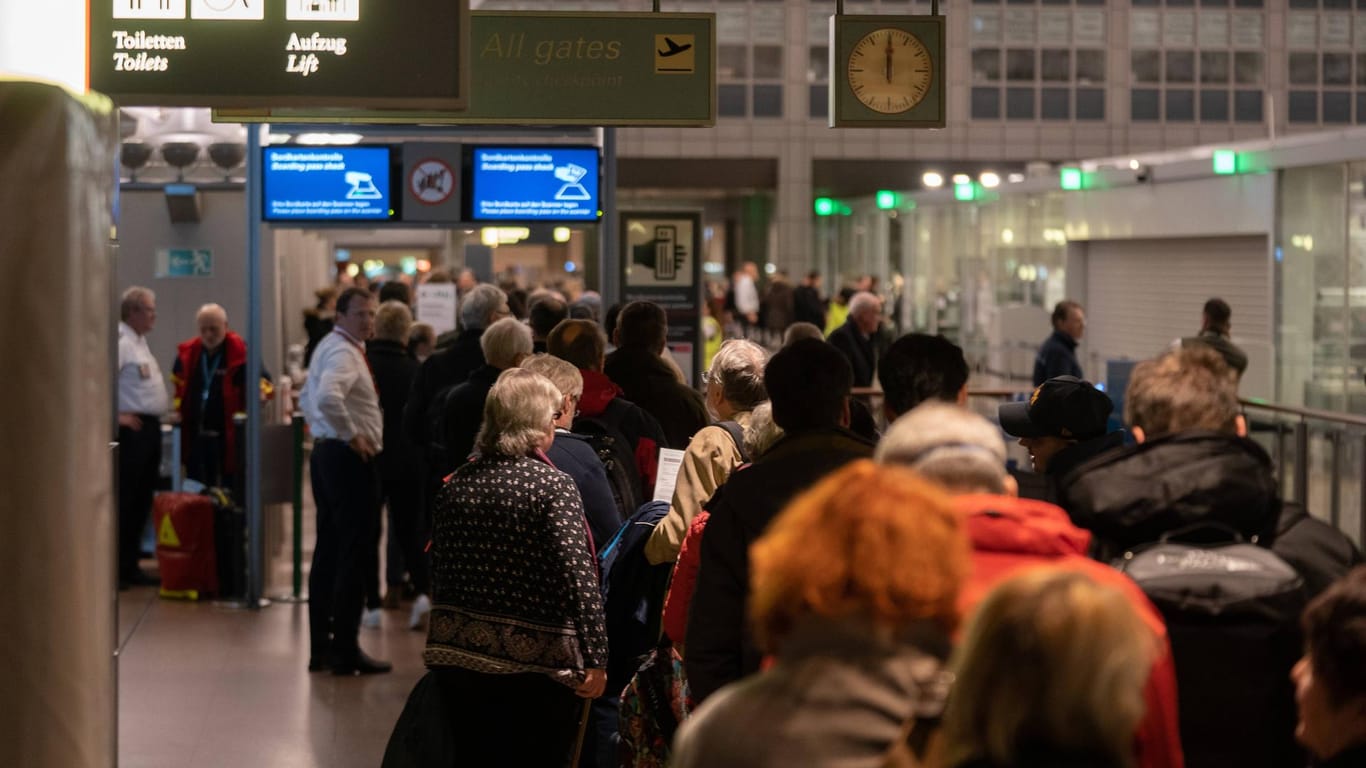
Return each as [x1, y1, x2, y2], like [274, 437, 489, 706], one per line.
[575, 668, 606, 699]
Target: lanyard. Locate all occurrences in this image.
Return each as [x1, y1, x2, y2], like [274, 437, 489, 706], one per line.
[200, 348, 223, 407]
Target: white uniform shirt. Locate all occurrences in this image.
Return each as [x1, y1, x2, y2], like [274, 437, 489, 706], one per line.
[299, 328, 383, 449]
[735, 274, 760, 316]
[117, 321, 169, 416]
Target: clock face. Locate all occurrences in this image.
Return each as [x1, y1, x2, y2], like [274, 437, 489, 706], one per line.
[847, 28, 932, 115]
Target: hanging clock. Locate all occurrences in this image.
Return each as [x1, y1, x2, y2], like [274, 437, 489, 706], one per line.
[830, 15, 946, 128]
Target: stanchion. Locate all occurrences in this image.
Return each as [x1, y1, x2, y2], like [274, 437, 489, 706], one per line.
[216, 413, 267, 609]
[274, 413, 307, 604]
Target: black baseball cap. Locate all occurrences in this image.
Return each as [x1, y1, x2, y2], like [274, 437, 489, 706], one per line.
[999, 376, 1113, 440]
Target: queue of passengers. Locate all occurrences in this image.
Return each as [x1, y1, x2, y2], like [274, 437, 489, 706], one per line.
[289, 266, 1359, 768]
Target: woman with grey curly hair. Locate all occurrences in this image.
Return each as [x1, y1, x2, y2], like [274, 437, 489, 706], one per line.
[416, 367, 607, 764]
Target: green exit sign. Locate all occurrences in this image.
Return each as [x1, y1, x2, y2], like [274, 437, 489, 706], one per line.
[1212, 150, 1239, 175]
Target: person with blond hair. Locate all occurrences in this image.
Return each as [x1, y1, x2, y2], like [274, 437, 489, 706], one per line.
[520, 354, 618, 549]
[942, 568, 1157, 768]
[412, 368, 606, 765]
[671, 460, 968, 767]
[365, 300, 430, 628]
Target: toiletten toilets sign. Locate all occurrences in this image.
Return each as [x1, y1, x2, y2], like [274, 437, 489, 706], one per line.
[89, 0, 470, 108]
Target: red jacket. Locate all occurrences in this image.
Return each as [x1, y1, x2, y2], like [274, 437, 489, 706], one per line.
[174, 332, 247, 474]
[955, 493, 1184, 768]
[663, 510, 710, 647]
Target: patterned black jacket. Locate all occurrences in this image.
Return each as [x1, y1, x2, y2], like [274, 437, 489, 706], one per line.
[425, 454, 608, 686]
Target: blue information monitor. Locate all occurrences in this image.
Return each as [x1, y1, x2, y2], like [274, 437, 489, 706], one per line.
[263, 146, 395, 222]
[467, 146, 600, 222]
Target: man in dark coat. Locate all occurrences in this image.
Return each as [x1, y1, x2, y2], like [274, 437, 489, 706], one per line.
[826, 291, 882, 388]
[604, 301, 708, 449]
[1181, 297, 1248, 379]
[403, 284, 508, 476]
[1033, 300, 1085, 385]
[998, 375, 1124, 506]
[1058, 346, 1361, 768]
[792, 270, 826, 328]
[685, 339, 876, 704]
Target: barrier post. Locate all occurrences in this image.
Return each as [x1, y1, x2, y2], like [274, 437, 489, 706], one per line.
[1294, 419, 1309, 507]
[292, 414, 304, 600]
[1329, 429, 1342, 530]
[1360, 434, 1366, 549]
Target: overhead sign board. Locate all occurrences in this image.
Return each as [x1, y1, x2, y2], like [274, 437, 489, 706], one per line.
[214, 11, 714, 126]
[466, 146, 601, 223]
[89, 0, 470, 109]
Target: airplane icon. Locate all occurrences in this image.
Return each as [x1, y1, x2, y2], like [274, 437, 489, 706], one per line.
[657, 37, 693, 57]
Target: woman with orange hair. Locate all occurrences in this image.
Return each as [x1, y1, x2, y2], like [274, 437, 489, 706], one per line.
[670, 459, 970, 767]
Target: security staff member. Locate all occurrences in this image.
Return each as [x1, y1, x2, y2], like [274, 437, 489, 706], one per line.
[117, 286, 170, 588]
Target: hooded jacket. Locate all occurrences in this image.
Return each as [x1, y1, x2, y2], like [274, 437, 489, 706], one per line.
[1058, 431, 1281, 561]
[955, 494, 1184, 768]
[576, 368, 666, 493]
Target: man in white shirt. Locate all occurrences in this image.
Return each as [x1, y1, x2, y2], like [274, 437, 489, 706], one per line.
[299, 287, 391, 675]
[733, 261, 761, 334]
[117, 286, 170, 589]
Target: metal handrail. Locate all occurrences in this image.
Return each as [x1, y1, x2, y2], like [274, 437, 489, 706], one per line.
[851, 387, 1363, 545]
[1238, 398, 1366, 429]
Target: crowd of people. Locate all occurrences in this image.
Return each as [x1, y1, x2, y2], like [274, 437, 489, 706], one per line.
[115, 268, 1366, 768]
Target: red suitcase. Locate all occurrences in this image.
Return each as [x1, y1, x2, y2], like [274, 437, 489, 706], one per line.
[153, 492, 220, 599]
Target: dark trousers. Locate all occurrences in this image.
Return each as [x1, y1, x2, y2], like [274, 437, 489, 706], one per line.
[185, 429, 232, 491]
[432, 667, 583, 766]
[117, 415, 161, 580]
[309, 440, 380, 658]
[379, 453, 430, 595]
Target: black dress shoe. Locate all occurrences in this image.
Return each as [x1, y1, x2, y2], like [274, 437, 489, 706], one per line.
[331, 650, 392, 676]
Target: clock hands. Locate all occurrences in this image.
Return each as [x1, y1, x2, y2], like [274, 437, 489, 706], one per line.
[885, 32, 893, 83]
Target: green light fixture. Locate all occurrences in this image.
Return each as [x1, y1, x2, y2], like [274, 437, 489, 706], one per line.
[814, 197, 836, 216]
[1212, 150, 1238, 175]
[1060, 167, 1083, 191]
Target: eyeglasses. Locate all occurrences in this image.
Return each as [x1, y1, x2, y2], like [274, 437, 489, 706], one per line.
[701, 370, 715, 385]
[552, 411, 563, 422]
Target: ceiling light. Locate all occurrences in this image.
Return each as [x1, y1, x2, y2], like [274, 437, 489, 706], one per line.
[922, 171, 944, 188]
[294, 132, 365, 145]
[980, 172, 1000, 188]
[952, 173, 971, 185]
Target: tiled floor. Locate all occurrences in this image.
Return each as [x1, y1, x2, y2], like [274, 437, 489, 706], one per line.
[118, 472, 427, 768]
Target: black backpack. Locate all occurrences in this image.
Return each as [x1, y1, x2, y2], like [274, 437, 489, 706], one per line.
[572, 409, 645, 525]
[1115, 524, 1307, 768]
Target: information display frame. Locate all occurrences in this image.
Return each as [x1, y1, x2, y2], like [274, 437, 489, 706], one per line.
[462, 144, 602, 224]
[261, 144, 401, 223]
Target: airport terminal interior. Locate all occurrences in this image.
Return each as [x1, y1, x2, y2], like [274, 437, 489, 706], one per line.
[4, 0, 1366, 766]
